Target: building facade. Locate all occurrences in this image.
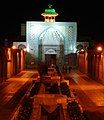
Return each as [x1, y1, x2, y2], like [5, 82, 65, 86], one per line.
[77, 43, 104, 84]
[14, 5, 77, 68]
[26, 22, 77, 66]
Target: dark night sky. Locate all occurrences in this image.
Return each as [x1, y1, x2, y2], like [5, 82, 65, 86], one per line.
[0, 0, 104, 40]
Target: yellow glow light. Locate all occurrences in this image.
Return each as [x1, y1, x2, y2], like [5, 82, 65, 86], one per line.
[12, 45, 16, 49]
[80, 49, 84, 52]
[97, 46, 103, 52]
[23, 48, 27, 52]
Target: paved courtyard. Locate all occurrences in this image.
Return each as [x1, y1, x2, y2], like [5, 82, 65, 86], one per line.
[0, 69, 104, 120]
[0, 70, 38, 120]
[68, 70, 104, 120]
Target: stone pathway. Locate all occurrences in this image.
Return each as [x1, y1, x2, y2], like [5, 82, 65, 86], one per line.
[0, 70, 38, 120]
[68, 70, 104, 120]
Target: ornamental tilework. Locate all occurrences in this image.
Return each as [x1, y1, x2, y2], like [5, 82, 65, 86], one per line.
[26, 22, 77, 61]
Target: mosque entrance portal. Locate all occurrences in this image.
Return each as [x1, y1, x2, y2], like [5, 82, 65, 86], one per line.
[39, 27, 64, 68]
[45, 54, 56, 66]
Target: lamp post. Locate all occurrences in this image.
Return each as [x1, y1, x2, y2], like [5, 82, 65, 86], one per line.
[96, 45, 103, 79]
[78, 48, 86, 73]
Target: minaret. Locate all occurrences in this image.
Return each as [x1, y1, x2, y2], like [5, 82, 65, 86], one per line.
[41, 4, 58, 22]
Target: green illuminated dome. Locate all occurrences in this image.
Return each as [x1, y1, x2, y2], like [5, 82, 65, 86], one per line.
[41, 4, 58, 22]
[42, 4, 58, 15]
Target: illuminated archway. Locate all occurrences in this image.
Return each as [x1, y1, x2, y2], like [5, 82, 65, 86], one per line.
[38, 27, 64, 66]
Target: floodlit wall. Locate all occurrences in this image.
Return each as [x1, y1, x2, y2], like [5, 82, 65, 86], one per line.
[26, 22, 77, 59]
[99, 54, 104, 82]
[78, 49, 104, 84]
[77, 51, 88, 74]
[0, 48, 7, 82]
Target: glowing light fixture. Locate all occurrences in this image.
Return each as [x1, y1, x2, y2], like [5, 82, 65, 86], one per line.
[97, 46, 103, 52]
[23, 48, 27, 52]
[12, 45, 16, 49]
[80, 49, 84, 52]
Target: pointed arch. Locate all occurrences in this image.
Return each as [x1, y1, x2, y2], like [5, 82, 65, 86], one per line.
[39, 27, 64, 45]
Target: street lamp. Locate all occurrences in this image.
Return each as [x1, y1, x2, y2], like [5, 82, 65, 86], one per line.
[12, 45, 16, 49]
[96, 45, 103, 78]
[97, 46, 103, 52]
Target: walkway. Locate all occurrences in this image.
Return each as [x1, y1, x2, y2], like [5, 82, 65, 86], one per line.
[1, 69, 104, 120]
[0, 70, 38, 120]
[68, 70, 104, 120]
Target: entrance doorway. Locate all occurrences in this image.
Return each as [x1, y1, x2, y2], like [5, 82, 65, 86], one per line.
[45, 54, 56, 67]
